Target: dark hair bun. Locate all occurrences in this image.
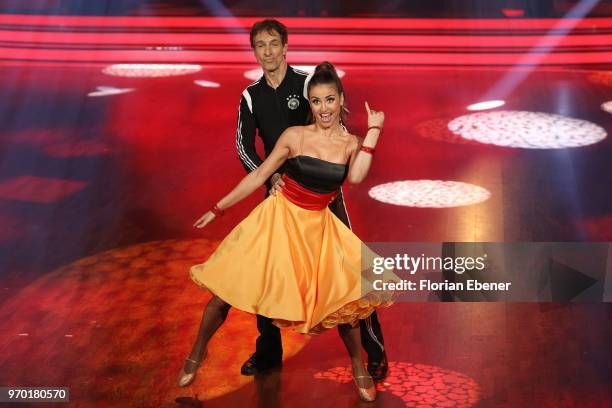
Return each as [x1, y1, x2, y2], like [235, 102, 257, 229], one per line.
[309, 61, 342, 94]
[314, 61, 336, 74]
[306, 61, 348, 124]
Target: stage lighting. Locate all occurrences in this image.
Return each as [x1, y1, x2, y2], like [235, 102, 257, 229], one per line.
[587, 71, 612, 87]
[314, 362, 480, 406]
[194, 80, 221, 88]
[0, 239, 310, 403]
[467, 100, 505, 111]
[0, 176, 87, 203]
[244, 65, 345, 81]
[369, 180, 490, 208]
[102, 64, 202, 77]
[87, 86, 135, 97]
[502, 8, 525, 17]
[448, 111, 606, 149]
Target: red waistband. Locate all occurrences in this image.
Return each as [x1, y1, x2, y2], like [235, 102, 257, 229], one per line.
[281, 175, 337, 210]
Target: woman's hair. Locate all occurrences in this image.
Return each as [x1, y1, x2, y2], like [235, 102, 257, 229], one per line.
[307, 61, 348, 124]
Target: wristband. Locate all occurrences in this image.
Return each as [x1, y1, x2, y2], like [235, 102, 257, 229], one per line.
[368, 126, 383, 132]
[211, 204, 224, 216]
[360, 145, 376, 154]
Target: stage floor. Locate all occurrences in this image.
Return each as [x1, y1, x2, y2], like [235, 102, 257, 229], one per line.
[0, 62, 611, 407]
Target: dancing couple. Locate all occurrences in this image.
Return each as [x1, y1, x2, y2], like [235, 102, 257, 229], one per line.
[177, 19, 393, 402]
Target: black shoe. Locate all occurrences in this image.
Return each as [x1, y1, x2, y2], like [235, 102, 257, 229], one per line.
[240, 353, 282, 376]
[367, 352, 388, 382]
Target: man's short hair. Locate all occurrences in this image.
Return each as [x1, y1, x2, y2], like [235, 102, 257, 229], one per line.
[249, 19, 288, 48]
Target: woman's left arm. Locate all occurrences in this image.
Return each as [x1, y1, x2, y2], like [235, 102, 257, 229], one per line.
[347, 102, 384, 184]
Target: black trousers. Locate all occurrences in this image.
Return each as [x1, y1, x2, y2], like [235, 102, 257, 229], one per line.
[253, 191, 386, 365]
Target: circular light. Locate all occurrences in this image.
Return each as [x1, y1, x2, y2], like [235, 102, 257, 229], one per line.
[0, 239, 311, 403]
[602, 101, 612, 114]
[194, 80, 221, 88]
[415, 118, 481, 145]
[102, 64, 202, 77]
[314, 362, 481, 407]
[448, 110, 607, 149]
[244, 65, 346, 81]
[369, 180, 491, 208]
[467, 100, 505, 111]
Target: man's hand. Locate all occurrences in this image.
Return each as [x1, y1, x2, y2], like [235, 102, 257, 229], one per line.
[269, 172, 285, 195]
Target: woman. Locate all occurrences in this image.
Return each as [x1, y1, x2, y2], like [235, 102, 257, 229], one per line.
[177, 62, 391, 402]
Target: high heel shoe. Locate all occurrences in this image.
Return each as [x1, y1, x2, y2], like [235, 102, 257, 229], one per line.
[176, 350, 207, 387]
[353, 374, 377, 402]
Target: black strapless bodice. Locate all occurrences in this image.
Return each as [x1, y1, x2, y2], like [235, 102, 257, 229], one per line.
[285, 155, 348, 194]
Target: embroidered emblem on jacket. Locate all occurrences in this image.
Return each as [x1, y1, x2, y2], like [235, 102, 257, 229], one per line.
[287, 94, 300, 110]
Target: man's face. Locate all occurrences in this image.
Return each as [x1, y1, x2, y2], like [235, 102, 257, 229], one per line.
[252, 29, 287, 73]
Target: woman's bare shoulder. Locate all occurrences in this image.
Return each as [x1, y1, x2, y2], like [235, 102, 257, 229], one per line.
[279, 126, 302, 143]
[344, 132, 362, 150]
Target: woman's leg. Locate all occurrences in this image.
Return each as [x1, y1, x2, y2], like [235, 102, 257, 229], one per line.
[183, 295, 231, 373]
[337, 323, 370, 378]
[338, 323, 376, 401]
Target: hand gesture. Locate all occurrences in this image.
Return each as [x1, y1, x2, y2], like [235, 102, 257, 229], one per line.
[268, 172, 285, 196]
[365, 101, 384, 128]
[193, 211, 216, 229]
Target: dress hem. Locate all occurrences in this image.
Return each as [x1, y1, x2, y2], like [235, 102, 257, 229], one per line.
[190, 266, 393, 335]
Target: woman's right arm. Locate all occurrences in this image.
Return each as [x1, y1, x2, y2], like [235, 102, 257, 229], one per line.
[194, 127, 297, 228]
[346, 102, 384, 184]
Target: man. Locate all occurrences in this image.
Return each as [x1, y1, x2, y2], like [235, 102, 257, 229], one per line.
[236, 19, 388, 381]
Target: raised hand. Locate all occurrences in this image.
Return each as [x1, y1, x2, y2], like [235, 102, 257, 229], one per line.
[365, 101, 384, 129]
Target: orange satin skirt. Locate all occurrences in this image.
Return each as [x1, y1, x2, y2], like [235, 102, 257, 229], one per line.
[190, 193, 394, 335]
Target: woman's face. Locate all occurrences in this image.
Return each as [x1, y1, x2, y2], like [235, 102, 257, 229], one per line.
[308, 83, 344, 128]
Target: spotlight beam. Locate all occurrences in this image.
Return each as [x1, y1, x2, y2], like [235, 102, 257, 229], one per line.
[481, 0, 600, 101]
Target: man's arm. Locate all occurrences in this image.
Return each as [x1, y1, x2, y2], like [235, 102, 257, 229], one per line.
[236, 92, 263, 173]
